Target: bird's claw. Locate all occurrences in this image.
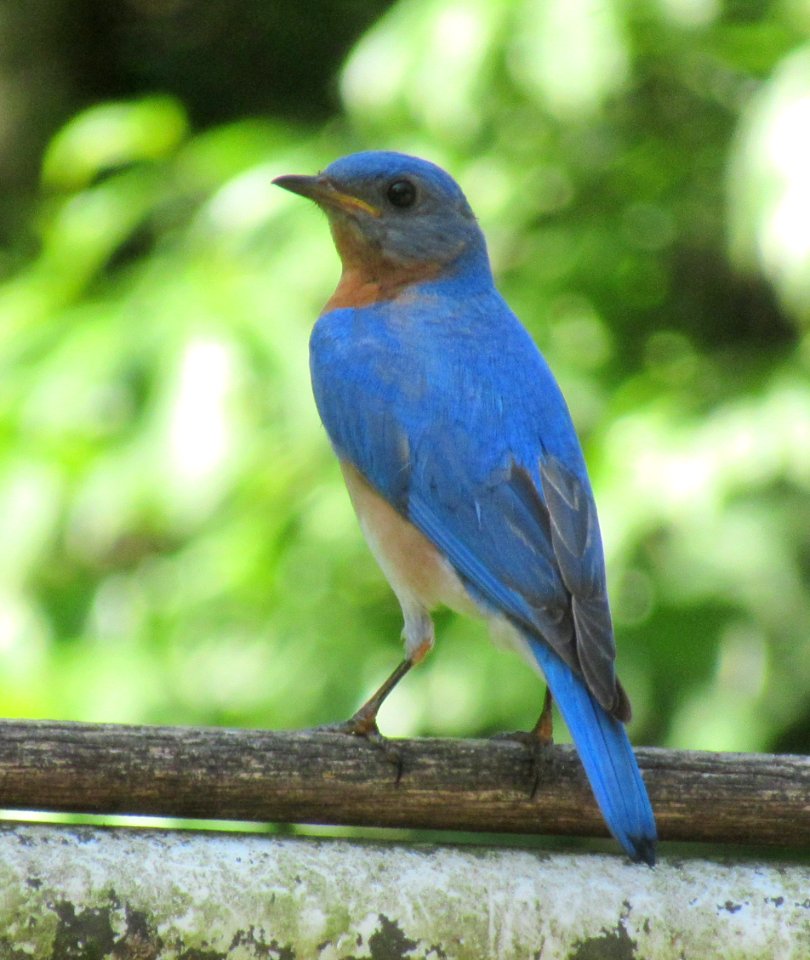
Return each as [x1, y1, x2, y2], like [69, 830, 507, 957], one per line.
[491, 729, 556, 799]
[312, 713, 380, 738]
[310, 714, 404, 782]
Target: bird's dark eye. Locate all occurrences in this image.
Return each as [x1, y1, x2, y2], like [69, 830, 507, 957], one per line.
[386, 179, 417, 208]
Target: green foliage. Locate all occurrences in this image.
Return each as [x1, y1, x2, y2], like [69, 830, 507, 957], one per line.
[1, 0, 809, 757]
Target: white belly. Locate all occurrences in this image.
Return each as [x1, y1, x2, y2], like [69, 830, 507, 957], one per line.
[339, 459, 540, 676]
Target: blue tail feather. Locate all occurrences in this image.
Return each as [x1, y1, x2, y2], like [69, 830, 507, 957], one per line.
[527, 637, 657, 864]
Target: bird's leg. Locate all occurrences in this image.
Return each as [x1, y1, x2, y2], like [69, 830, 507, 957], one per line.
[336, 655, 416, 738]
[531, 687, 554, 745]
[311, 637, 432, 779]
[492, 687, 554, 746]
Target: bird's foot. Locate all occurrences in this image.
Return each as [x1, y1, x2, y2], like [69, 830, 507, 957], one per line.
[491, 688, 556, 797]
[313, 706, 381, 739]
[307, 654, 419, 782]
[310, 710, 404, 782]
[491, 727, 556, 800]
[491, 728, 552, 748]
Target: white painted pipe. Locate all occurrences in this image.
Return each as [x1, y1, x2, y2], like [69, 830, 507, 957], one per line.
[0, 823, 807, 958]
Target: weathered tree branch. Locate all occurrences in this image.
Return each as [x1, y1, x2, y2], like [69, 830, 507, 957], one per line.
[0, 719, 806, 847]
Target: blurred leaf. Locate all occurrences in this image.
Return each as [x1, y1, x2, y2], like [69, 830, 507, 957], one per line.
[42, 97, 188, 190]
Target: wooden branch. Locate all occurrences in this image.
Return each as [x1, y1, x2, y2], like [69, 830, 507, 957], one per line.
[0, 719, 807, 848]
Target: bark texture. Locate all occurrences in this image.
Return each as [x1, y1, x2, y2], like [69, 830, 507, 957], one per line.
[0, 719, 807, 846]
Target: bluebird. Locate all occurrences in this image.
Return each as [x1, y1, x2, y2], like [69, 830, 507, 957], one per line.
[273, 151, 657, 864]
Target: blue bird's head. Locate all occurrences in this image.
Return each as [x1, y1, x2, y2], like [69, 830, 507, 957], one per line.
[273, 152, 489, 286]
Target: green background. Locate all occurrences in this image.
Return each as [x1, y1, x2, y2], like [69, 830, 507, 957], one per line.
[1, 0, 809, 786]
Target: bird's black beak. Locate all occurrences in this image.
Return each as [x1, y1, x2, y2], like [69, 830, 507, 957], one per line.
[272, 174, 322, 200]
[273, 173, 380, 217]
